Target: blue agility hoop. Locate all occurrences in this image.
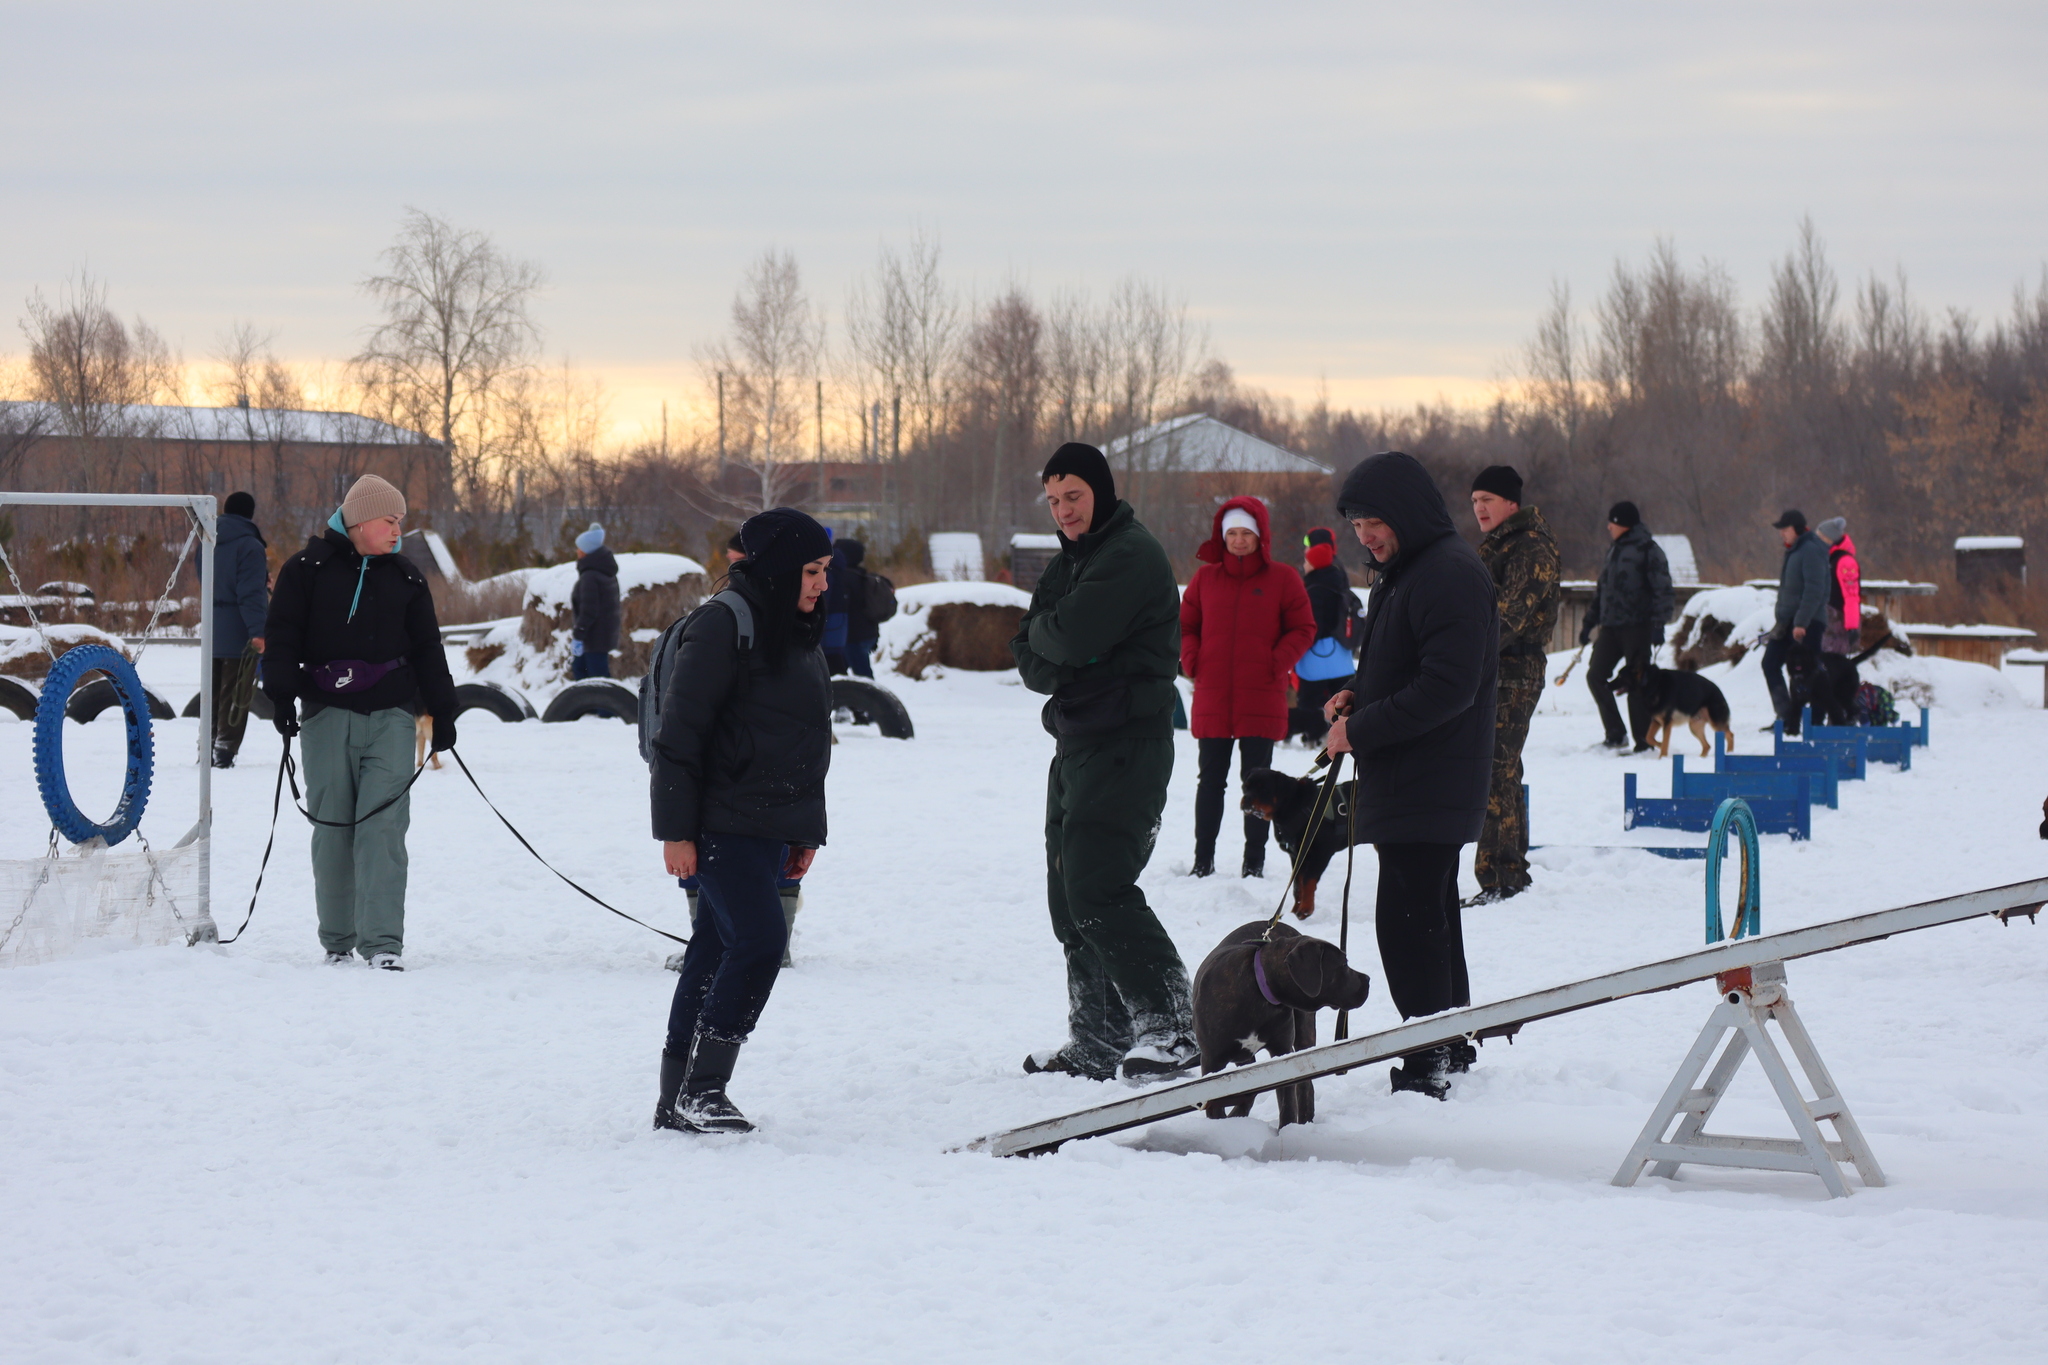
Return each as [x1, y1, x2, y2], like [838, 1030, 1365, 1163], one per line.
[1703, 797, 1760, 944]
[33, 644, 154, 847]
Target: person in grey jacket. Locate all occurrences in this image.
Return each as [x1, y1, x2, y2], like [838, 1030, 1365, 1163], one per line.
[209, 491, 269, 768]
[1762, 508, 1831, 736]
[570, 523, 621, 680]
[1580, 501, 1673, 751]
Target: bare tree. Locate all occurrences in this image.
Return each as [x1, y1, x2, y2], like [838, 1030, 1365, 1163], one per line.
[701, 249, 824, 514]
[352, 209, 544, 508]
[20, 272, 182, 437]
[1525, 279, 1585, 467]
[960, 286, 1045, 532]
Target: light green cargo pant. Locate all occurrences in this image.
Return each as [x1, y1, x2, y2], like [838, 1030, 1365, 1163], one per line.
[301, 705, 415, 959]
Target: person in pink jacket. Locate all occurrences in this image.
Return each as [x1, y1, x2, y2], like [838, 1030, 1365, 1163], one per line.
[1180, 496, 1316, 877]
[1816, 517, 1862, 654]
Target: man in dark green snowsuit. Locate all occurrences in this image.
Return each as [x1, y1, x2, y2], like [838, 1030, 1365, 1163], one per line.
[1011, 443, 1194, 1082]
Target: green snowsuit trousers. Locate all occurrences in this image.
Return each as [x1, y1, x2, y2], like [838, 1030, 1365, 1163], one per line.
[301, 705, 415, 959]
[1044, 734, 1190, 1074]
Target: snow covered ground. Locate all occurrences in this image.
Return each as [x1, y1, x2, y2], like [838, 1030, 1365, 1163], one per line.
[3, 640, 2047, 1362]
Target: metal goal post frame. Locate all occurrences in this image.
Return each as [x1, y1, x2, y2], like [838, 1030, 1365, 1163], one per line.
[0, 490, 218, 939]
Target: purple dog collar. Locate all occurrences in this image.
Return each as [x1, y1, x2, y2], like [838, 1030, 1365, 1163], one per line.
[1253, 945, 1284, 1006]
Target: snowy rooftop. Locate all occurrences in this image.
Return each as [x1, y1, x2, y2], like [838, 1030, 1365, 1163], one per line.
[1955, 536, 2024, 551]
[1105, 413, 1329, 475]
[1652, 534, 1699, 586]
[1010, 533, 1060, 550]
[0, 401, 434, 446]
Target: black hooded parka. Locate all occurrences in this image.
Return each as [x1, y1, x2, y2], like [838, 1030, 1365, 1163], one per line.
[1335, 452, 1499, 845]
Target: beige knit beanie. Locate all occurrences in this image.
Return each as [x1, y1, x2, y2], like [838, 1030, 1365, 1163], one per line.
[339, 474, 406, 527]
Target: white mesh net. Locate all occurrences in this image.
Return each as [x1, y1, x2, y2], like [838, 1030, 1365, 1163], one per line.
[0, 836, 205, 969]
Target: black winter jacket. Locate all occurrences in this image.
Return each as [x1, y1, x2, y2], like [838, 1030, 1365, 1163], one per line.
[211, 512, 269, 657]
[835, 540, 878, 645]
[571, 547, 622, 654]
[263, 527, 457, 722]
[1587, 524, 1674, 632]
[1303, 563, 1354, 643]
[649, 573, 831, 847]
[1335, 452, 1499, 845]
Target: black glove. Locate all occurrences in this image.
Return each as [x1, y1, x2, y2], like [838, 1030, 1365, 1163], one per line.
[271, 697, 300, 738]
[1653, 625, 1666, 645]
[431, 714, 457, 753]
[1579, 621, 1594, 646]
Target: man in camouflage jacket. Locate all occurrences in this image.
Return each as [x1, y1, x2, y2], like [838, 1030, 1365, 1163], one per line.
[1467, 467, 1559, 904]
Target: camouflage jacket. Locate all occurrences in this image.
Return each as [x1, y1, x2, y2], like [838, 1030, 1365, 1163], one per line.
[1478, 505, 1561, 662]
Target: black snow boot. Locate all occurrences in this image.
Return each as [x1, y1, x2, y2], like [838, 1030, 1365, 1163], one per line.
[679, 1034, 754, 1133]
[1389, 1045, 1453, 1100]
[653, 1047, 693, 1131]
[1191, 841, 1216, 878]
[1241, 852, 1264, 879]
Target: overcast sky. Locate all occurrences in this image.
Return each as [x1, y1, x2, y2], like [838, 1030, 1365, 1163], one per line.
[7, 1, 2045, 439]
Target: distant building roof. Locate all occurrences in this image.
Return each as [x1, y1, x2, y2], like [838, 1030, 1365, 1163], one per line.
[1955, 536, 2024, 551]
[1104, 413, 1329, 476]
[0, 401, 434, 446]
[1653, 534, 1699, 586]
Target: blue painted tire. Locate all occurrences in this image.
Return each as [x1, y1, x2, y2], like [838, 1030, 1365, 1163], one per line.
[34, 645, 153, 847]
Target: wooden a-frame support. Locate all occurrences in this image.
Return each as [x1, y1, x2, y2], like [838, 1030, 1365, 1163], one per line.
[1612, 961, 1884, 1198]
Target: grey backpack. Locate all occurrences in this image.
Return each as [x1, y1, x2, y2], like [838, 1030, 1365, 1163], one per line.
[637, 588, 754, 765]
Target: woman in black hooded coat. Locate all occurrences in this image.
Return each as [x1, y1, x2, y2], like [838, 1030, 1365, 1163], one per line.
[1322, 451, 1498, 1098]
[649, 507, 834, 1134]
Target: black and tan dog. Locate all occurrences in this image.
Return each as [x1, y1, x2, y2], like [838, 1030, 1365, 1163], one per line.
[1614, 662, 1734, 758]
[1191, 920, 1372, 1126]
[1240, 767, 1362, 919]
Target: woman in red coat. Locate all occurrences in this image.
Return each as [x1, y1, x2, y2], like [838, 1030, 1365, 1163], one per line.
[1180, 495, 1316, 877]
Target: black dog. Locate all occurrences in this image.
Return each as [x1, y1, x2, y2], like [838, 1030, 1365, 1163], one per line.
[1786, 635, 1893, 727]
[1191, 920, 1372, 1126]
[1240, 767, 1363, 919]
[1614, 662, 1734, 758]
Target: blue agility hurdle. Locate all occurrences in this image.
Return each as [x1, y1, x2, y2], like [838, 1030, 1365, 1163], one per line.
[1795, 708, 1913, 769]
[1624, 770, 1812, 840]
[1713, 732, 1840, 808]
[1667, 755, 1824, 813]
[1773, 723, 1870, 782]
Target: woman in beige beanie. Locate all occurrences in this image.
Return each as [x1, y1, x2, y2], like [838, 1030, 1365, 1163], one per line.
[261, 474, 458, 970]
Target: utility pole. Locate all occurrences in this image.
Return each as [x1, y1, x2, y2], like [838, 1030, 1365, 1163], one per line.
[716, 372, 726, 472]
[661, 400, 668, 459]
[816, 379, 825, 466]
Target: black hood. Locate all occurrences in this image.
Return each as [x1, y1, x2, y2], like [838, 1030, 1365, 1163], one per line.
[835, 538, 866, 569]
[576, 545, 618, 576]
[1335, 451, 1456, 568]
[218, 512, 265, 548]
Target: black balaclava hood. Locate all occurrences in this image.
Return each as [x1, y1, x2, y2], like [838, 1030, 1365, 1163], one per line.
[733, 508, 832, 663]
[1041, 442, 1117, 534]
[1335, 451, 1457, 569]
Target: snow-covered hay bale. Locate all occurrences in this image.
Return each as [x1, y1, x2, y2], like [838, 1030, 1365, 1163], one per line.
[0, 623, 131, 682]
[878, 581, 1033, 679]
[515, 553, 707, 682]
[1671, 586, 1776, 669]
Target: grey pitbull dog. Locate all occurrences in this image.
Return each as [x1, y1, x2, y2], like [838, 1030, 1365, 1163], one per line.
[1192, 920, 1372, 1126]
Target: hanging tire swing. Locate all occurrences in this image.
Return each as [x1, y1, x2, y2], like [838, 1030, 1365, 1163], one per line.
[33, 644, 154, 847]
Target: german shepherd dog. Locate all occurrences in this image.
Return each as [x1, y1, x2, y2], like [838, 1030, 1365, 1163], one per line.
[1786, 634, 1895, 728]
[1614, 663, 1733, 758]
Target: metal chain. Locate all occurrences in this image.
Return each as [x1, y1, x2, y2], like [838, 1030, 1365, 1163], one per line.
[130, 509, 203, 668]
[129, 830, 188, 923]
[0, 533, 60, 662]
[0, 829, 62, 957]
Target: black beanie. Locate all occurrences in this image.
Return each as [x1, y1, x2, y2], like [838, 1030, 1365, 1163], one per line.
[1607, 501, 1641, 529]
[224, 491, 256, 518]
[1304, 526, 1336, 548]
[1040, 442, 1117, 533]
[739, 507, 832, 576]
[1471, 466, 1522, 503]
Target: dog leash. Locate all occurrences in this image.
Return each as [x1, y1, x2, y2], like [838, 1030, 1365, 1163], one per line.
[1261, 752, 1349, 939]
[448, 749, 689, 946]
[220, 742, 689, 949]
[1335, 757, 1357, 1042]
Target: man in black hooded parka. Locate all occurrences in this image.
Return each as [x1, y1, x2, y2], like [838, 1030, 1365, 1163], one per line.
[1323, 451, 1498, 1099]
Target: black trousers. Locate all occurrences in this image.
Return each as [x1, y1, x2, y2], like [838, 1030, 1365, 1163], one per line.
[665, 831, 788, 1049]
[1761, 630, 1821, 735]
[1374, 842, 1470, 1021]
[1194, 736, 1275, 866]
[1586, 624, 1652, 745]
[209, 647, 261, 759]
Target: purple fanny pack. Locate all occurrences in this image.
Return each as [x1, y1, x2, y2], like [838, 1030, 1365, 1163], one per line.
[309, 658, 408, 694]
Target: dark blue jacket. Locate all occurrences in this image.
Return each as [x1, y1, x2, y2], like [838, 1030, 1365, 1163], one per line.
[211, 513, 269, 657]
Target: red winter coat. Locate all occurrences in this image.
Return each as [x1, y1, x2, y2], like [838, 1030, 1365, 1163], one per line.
[1180, 496, 1316, 740]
